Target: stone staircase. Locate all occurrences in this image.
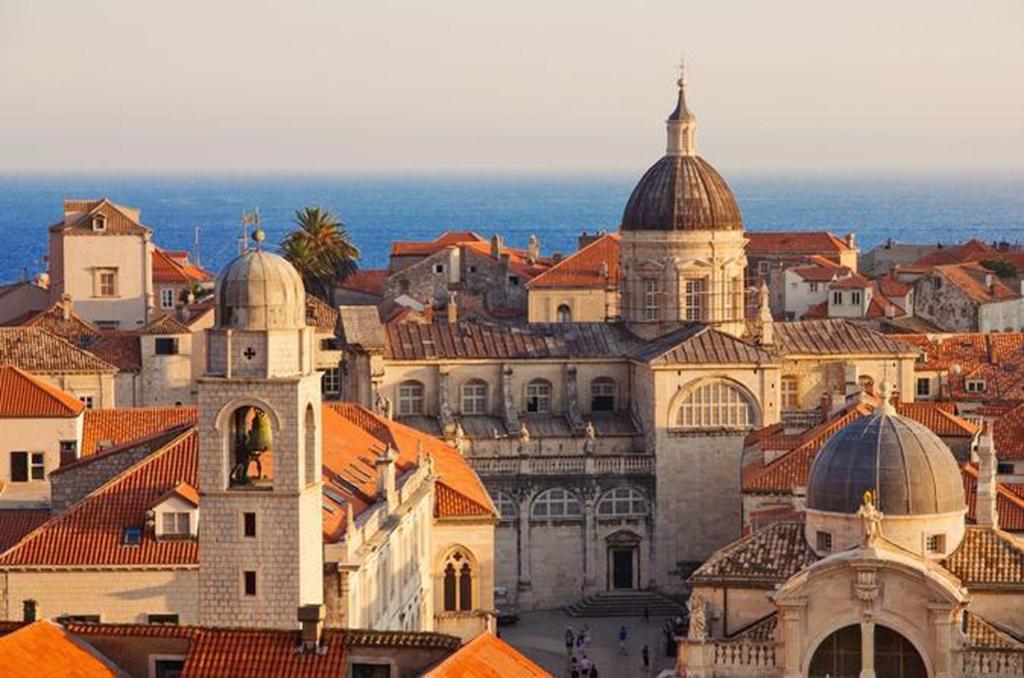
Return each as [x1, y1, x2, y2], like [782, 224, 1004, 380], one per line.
[565, 590, 689, 618]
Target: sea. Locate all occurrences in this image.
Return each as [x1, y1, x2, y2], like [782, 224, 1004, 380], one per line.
[0, 173, 1021, 281]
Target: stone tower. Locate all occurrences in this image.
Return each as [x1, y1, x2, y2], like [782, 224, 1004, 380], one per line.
[197, 230, 323, 628]
[619, 63, 748, 337]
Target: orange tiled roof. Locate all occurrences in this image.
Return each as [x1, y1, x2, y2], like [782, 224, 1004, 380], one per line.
[993, 403, 1024, 461]
[152, 247, 212, 284]
[140, 314, 190, 335]
[896, 401, 978, 437]
[0, 621, 120, 677]
[461, 240, 552, 279]
[183, 627, 347, 677]
[0, 328, 117, 374]
[338, 269, 388, 296]
[943, 526, 1024, 587]
[962, 465, 1024, 532]
[3, 301, 100, 343]
[422, 631, 551, 678]
[87, 332, 142, 372]
[0, 364, 85, 417]
[791, 264, 846, 283]
[392, 231, 488, 257]
[526, 233, 620, 289]
[154, 481, 200, 508]
[0, 510, 50, 553]
[932, 262, 1019, 304]
[746, 231, 854, 255]
[915, 239, 996, 267]
[0, 430, 198, 567]
[82, 407, 198, 457]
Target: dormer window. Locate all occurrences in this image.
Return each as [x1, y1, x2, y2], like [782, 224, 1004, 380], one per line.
[162, 512, 191, 536]
[92, 214, 107, 232]
[151, 483, 199, 540]
[965, 379, 986, 394]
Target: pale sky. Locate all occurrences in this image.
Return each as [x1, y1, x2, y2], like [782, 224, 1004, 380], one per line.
[1, 0, 1022, 174]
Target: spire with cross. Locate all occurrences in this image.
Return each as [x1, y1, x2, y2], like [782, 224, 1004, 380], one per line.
[666, 56, 697, 155]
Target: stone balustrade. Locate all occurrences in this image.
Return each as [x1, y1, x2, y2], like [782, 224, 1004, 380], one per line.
[712, 640, 778, 672]
[469, 454, 655, 477]
[961, 650, 1024, 676]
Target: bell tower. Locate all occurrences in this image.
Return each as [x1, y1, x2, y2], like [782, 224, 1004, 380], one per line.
[197, 226, 323, 629]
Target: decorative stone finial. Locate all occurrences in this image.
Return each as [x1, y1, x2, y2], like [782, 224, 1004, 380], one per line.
[857, 490, 884, 546]
[252, 227, 266, 248]
[666, 58, 697, 156]
[878, 381, 896, 415]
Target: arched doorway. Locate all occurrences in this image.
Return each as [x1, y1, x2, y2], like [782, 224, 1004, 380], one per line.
[809, 624, 927, 678]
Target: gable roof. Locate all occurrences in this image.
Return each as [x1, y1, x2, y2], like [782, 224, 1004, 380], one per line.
[931, 262, 1019, 304]
[0, 328, 117, 374]
[151, 248, 212, 284]
[3, 301, 100, 343]
[50, 199, 150, 237]
[0, 510, 50, 553]
[337, 269, 388, 297]
[689, 521, 815, 587]
[962, 465, 1024, 532]
[769, 320, 919, 357]
[630, 324, 777, 365]
[0, 621, 122, 678]
[82, 407, 198, 457]
[746, 231, 855, 255]
[87, 332, 142, 372]
[422, 631, 550, 678]
[0, 364, 85, 417]
[391, 231, 487, 257]
[139, 314, 190, 335]
[0, 430, 198, 567]
[526, 233, 620, 289]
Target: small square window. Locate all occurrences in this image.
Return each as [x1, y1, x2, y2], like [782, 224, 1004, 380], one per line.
[30, 453, 45, 481]
[926, 534, 946, 553]
[243, 512, 257, 538]
[60, 440, 78, 459]
[509, 276, 520, 286]
[434, 264, 445, 273]
[79, 395, 95, 409]
[122, 527, 142, 547]
[966, 379, 986, 394]
[916, 378, 930, 397]
[997, 462, 1015, 475]
[154, 337, 179, 355]
[816, 530, 832, 552]
[243, 570, 257, 596]
[147, 614, 179, 624]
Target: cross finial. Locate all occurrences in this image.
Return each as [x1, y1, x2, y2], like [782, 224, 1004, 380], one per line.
[678, 57, 686, 89]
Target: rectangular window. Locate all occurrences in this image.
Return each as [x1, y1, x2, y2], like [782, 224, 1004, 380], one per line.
[816, 531, 832, 552]
[154, 337, 179, 355]
[781, 376, 799, 410]
[509, 276, 520, 286]
[122, 527, 142, 546]
[96, 268, 118, 297]
[926, 534, 946, 553]
[997, 462, 1015, 475]
[160, 288, 175, 308]
[94, 320, 120, 330]
[832, 291, 843, 305]
[351, 664, 391, 678]
[916, 377, 930, 397]
[30, 453, 45, 481]
[809, 282, 819, 293]
[79, 395, 95, 409]
[322, 368, 341, 395]
[60, 440, 77, 458]
[434, 264, 445, 273]
[684, 279, 704, 321]
[147, 614, 179, 624]
[10, 452, 29, 483]
[526, 381, 551, 414]
[461, 382, 488, 415]
[758, 261, 770, 275]
[397, 382, 424, 415]
[243, 570, 257, 596]
[590, 380, 616, 412]
[642, 279, 659, 321]
[244, 512, 257, 538]
[851, 290, 862, 305]
[966, 380, 986, 394]
[61, 615, 101, 624]
[161, 512, 191, 535]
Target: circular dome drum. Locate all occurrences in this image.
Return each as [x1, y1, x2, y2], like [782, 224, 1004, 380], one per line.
[216, 249, 307, 331]
[806, 410, 965, 516]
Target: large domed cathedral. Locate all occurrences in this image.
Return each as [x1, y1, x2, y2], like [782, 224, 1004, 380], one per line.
[620, 65, 747, 338]
[682, 387, 1024, 677]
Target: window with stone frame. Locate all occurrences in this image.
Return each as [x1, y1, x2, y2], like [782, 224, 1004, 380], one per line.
[816, 530, 833, 552]
[322, 367, 341, 395]
[531, 487, 582, 519]
[160, 288, 175, 309]
[780, 375, 799, 410]
[493, 492, 518, 521]
[525, 379, 552, 414]
[642, 279, 659, 321]
[916, 377, 931, 397]
[676, 380, 756, 430]
[461, 379, 488, 415]
[397, 381, 425, 415]
[596, 487, 648, 517]
[556, 304, 572, 323]
[96, 268, 119, 297]
[684, 278, 705, 321]
[851, 290, 862, 305]
[832, 291, 843, 305]
[442, 550, 473, 612]
[590, 377, 616, 412]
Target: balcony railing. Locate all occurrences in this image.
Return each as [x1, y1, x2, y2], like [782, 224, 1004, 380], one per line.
[961, 649, 1024, 675]
[469, 454, 655, 477]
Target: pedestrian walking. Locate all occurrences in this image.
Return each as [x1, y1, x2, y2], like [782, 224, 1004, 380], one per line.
[569, 654, 580, 678]
[618, 625, 629, 655]
[579, 654, 593, 677]
[565, 626, 575, 657]
[642, 644, 650, 673]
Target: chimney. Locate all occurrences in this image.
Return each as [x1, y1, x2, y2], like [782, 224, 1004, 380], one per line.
[976, 420, 999, 529]
[447, 291, 458, 324]
[297, 604, 326, 653]
[490, 234, 503, 260]
[59, 293, 73, 321]
[22, 599, 36, 622]
[376, 444, 398, 513]
[985, 273, 994, 290]
[526, 234, 540, 263]
[757, 282, 773, 345]
[845, 232, 856, 249]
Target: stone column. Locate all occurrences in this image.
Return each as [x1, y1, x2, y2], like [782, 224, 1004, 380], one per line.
[860, 618, 876, 678]
[583, 485, 599, 594]
[516, 487, 532, 589]
[778, 599, 807, 678]
[929, 602, 957, 678]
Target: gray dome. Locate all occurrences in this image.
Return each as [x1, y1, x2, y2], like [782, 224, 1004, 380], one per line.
[620, 155, 743, 232]
[216, 250, 306, 330]
[806, 410, 965, 516]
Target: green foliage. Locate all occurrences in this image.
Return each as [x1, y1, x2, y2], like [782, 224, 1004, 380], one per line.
[980, 258, 1018, 279]
[281, 206, 360, 301]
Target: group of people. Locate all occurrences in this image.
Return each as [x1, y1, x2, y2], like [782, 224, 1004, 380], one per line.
[564, 624, 654, 676]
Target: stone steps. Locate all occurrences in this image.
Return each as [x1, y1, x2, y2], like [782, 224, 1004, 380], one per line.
[564, 591, 688, 618]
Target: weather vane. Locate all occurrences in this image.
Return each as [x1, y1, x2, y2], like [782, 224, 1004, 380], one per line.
[241, 209, 264, 252]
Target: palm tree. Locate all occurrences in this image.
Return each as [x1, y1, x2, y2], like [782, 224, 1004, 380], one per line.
[281, 206, 360, 302]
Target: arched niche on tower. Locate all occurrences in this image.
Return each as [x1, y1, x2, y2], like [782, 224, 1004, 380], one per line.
[303, 401, 319, 487]
[213, 397, 282, 490]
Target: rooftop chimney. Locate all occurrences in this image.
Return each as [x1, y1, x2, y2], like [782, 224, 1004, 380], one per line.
[59, 293, 73, 321]
[376, 444, 398, 513]
[526, 234, 540, 263]
[976, 420, 999, 529]
[845, 233, 856, 249]
[447, 291, 458, 324]
[297, 604, 326, 653]
[490, 234, 503, 260]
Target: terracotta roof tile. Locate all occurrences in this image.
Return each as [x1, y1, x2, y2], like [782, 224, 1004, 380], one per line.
[943, 526, 1024, 587]
[0, 621, 121, 677]
[526, 233, 620, 289]
[87, 332, 142, 372]
[896, 401, 978, 437]
[338, 269, 387, 297]
[746, 231, 854, 255]
[0, 328, 117, 374]
[391, 231, 487, 257]
[0, 364, 85, 417]
[964, 613, 1024, 649]
[152, 248, 212, 284]
[385, 322, 630, 361]
[82, 407, 198, 457]
[0, 510, 50, 553]
[3, 302, 99, 343]
[689, 522, 815, 586]
[631, 324, 776, 365]
[791, 265, 845, 283]
[770, 320, 919, 357]
[915, 239, 996, 267]
[422, 631, 551, 678]
[139, 314, 190, 335]
[962, 465, 1024, 532]
[933, 262, 1019, 304]
[182, 627, 347, 677]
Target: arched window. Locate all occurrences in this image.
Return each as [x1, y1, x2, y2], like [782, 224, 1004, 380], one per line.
[590, 377, 616, 412]
[597, 487, 648, 517]
[461, 380, 488, 415]
[493, 492, 518, 521]
[526, 379, 552, 414]
[557, 304, 572, 323]
[441, 550, 474, 611]
[397, 381, 425, 416]
[531, 488, 582, 519]
[227, 405, 274, 488]
[676, 380, 756, 430]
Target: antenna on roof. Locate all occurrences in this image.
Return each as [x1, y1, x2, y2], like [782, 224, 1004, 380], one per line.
[241, 209, 261, 253]
[193, 225, 202, 268]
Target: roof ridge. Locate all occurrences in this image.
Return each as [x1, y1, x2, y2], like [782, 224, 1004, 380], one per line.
[0, 326, 118, 372]
[53, 420, 195, 476]
[525, 232, 616, 287]
[0, 363, 85, 417]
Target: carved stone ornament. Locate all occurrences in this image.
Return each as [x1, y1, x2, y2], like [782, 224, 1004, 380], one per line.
[687, 594, 707, 641]
[856, 490, 884, 546]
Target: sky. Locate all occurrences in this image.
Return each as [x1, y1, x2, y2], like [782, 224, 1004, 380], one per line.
[1, 0, 1022, 175]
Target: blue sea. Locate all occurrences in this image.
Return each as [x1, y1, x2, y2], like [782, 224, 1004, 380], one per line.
[0, 173, 1021, 281]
